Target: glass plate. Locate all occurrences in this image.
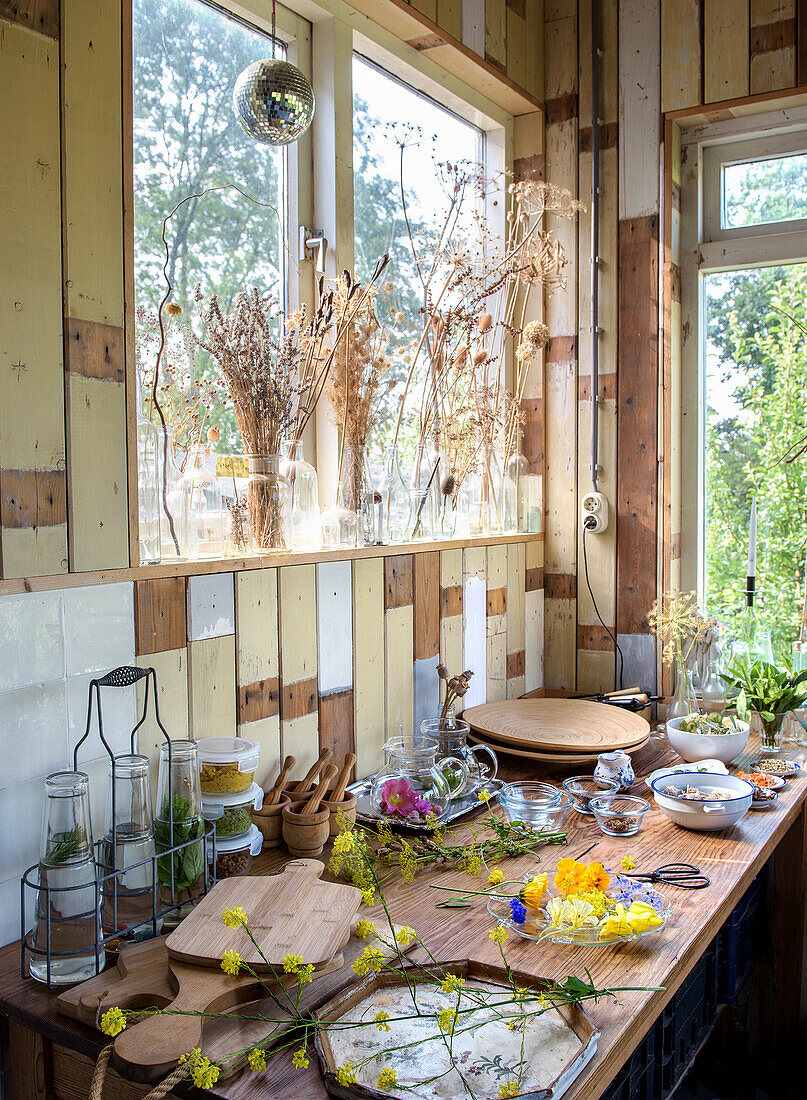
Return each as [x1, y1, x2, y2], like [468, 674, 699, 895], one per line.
[486, 893, 673, 946]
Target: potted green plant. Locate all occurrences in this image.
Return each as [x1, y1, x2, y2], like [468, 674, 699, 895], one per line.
[721, 658, 807, 753]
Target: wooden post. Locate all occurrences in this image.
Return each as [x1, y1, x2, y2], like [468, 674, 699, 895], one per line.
[772, 800, 807, 1041]
[8, 1021, 51, 1100]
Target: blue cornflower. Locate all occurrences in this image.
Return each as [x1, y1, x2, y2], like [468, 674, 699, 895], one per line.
[509, 897, 527, 925]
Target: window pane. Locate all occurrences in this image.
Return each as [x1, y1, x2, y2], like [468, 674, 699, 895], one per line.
[133, 0, 286, 450]
[723, 152, 807, 229]
[704, 264, 807, 654]
[352, 54, 483, 462]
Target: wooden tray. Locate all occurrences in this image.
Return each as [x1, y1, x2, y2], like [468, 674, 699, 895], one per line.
[463, 699, 650, 754]
[469, 730, 650, 765]
[314, 960, 599, 1100]
[165, 858, 362, 970]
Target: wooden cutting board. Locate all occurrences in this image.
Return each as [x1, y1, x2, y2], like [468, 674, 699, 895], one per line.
[165, 858, 362, 970]
[469, 731, 650, 764]
[463, 698, 650, 754]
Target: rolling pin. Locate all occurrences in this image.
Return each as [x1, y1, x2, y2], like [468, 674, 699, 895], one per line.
[265, 755, 296, 806]
[330, 752, 357, 804]
[301, 764, 338, 816]
[293, 747, 332, 794]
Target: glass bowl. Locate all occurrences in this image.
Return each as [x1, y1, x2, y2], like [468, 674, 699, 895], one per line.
[562, 775, 619, 814]
[589, 794, 650, 837]
[487, 890, 672, 946]
[498, 782, 572, 831]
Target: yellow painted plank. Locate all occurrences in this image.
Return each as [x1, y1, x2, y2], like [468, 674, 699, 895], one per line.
[525, 0, 543, 102]
[247, 715, 281, 789]
[353, 556, 386, 779]
[506, 5, 528, 90]
[281, 713, 319, 777]
[525, 586, 544, 692]
[439, 548, 463, 676]
[235, 568, 279, 684]
[485, 0, 507, 69]
[187, 634, 236, 741]
[65, 375, 129, 570]
[385, 603, 414, 738]
[577, 650, 616, 695]
[0, 21, 66, 577]
[750, 0, 796, 93]
[506, 542, 526, 699]
[436, 0, 461, 39]
[278, 564, 317, 684]
[661, 0, 702, 111]
[704, 0, 749, 102]
[136, 648, 189, 797]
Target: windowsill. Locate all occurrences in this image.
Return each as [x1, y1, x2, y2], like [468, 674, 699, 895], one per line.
[0, 531, 544, 596]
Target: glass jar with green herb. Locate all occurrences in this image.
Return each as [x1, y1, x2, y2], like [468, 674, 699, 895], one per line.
[155, 741, 205, 924]
[201, 782, 264, 839]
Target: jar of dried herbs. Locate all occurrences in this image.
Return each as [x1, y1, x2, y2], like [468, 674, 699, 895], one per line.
[201, 782, 264, 839]
[197, 737, 261, 794]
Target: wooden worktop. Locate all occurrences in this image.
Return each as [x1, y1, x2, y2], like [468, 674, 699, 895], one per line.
[2, 732, 806, 1100]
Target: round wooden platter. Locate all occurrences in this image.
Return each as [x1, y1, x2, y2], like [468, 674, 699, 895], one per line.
[462, 698, 650, 754]
[469, 730, 650, 764]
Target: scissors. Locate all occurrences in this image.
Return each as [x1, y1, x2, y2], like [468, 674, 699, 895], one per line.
[620, 862, 711, 889]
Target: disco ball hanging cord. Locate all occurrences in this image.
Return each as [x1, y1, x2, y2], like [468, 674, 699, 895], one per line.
[232, 0, 316, 146]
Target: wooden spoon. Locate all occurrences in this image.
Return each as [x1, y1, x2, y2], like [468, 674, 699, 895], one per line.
[265, 755, 296, 805]
[302, 764, 338, 815]
[293, 747, 332, 794]
[329, 752, 357, 804]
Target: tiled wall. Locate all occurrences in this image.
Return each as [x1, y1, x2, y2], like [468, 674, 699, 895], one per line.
[0, 540, 544, 947]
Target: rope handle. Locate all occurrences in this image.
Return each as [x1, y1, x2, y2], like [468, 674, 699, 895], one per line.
[90, 1042, 191, 1100]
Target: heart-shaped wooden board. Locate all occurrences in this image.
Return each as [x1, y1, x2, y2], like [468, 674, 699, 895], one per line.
[165, 858, 362, 970]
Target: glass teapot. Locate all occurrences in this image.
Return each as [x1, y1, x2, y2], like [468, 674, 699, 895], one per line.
[421, 715, 498, 800]
[369, 734, 465, 825]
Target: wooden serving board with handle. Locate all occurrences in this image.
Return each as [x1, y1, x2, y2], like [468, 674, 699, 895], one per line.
[463, 698, 650, 753]
[165, 858, 362, 970]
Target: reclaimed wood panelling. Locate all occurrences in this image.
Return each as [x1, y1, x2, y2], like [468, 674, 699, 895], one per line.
[506, 542, 526, 697]
[463, 546, 487, 708]
[235, 569, 280, 786]
[385, 603, 414, 738]
[485, 0, 507, 69]
[318, 688, 354, 766]
[750, 0, 796, 92]
[384, 554, 414, 610]
[800, 0, 807, 82]
[0, 1, 59, 38]
[704, 0, 750, 103]
[134, 577, 186, 656]
[413, 551, 440, 731]
[439, 548, 464, 677]
[61, 0, 128, 571]
[0, 20, 66, 578]
[353, 557, 386, 779]
[278, 564, 319, 772]
[525, 538, 544, 691]
[136, 648, 189, 794]
[187, 634, 236, 741]
[618, 0, 661, 220]
[661, 0, 701, 111]
[505, 0, 528, 89]
[436, 0, 461, 40]
[317, 561, 354, 761]
[485, 544, 507, 701]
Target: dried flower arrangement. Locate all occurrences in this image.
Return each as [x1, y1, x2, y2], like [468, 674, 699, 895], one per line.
[437, 664, 474, 723]
[648, 590, 709, 668]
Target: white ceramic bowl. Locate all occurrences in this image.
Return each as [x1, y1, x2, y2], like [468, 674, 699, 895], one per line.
[666, 716, 750, 765]
[650, 772, 754, 832]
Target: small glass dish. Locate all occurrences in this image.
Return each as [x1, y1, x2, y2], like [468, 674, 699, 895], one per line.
[498, 782, 572, 830]
[589, 794, 649, 837]
[562, 775, 619, 813]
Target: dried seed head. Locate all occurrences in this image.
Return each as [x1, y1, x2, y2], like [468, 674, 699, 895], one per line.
[478, 312, 492, 333]
[441, 474, 456, 497]
[473, 349, 488, 366]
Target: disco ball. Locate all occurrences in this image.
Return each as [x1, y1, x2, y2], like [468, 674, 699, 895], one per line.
[233, 58, 315, 146]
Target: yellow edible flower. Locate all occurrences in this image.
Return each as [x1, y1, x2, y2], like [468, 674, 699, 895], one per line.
[488, 868, 504, 885]
[585, 862, 610, 892]
[466, 851, 484, 876]
[554, 857, 586, 895]
[625, 900, 664, 933]
[489, 924, 509, 945]
[478, 789, 492, 802]
[574, 888, 609, 918]
[336, 1063, 358, 1087]
[282, 954, 304, 974]
[190, 1055, 220, 1089]
[374, 1010, 391, 1032]
[297, 963, 316, 984]
[545, 895, 598, 930]
[520, 873, 549, 909]
[248, 1048, 267, 1072]
[377, 1067, 398, 1090]
[353, 945, 385, 976]
[178, 1048, 200, 1066]
[441, 972, 465, 994]
[291, 1047, 309, 1069]
[332, 831, 355, 854]
[621, 855, 637, 871]
[500, 1080, 521, 1097]
[395, 926, 415, 946]
[222, 906, 247, 928]
[356, 919, 376, 939]
[437, 1007, 457, 1033]
[100, 1007, 126, 1037]
[599, 904, 633, 939]
[361, 887, 376, 906]
[220, 949, 242, 976]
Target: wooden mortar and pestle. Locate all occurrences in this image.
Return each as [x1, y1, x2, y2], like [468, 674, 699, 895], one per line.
[283, 763, 337, 856]
[283, 747, 332, 801]
[323, 752, 358, 835]
[253, 755, 295, 847]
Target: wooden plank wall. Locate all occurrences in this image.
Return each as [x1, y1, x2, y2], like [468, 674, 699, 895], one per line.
[540, 0, 807, 696]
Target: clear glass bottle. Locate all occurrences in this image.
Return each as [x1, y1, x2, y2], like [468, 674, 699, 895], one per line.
[498, 450, 518, 534]
[100, 755, 158, 939]
[155, 741, 205, 924]
[280, 440, 320, 550]
[435, 454, 459, 538]
[136, 388, 162, 565]
[320, 499, 361, 549]
[410, 443, 440, 540]
[462, 445, 506, 535]
[30, 771, 99, 985]
[377, 444, 412, 544]
[666, 656, 699, 724]
[506, 447, 542, 533]
[701, 654, 727, 713]
[161, 429, 188, 561]
[247, 454, 291, 551]
[340, 445, 378, 546]
[421, 715, 498, 800]
[177, 442, 226, 559]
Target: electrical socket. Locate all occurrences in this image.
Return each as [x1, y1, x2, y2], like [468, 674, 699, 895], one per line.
[581, 491, 609, 533]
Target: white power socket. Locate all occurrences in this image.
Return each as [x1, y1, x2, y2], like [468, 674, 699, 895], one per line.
[581, 491, 609, 533]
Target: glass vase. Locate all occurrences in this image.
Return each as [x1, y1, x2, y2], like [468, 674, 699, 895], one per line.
[506, 447, 542, 533]
[701, 656, 727, 713]
[420, 716, 498, 800]
[155, 741, 205, 925]
[340, 445, 378, 546]
[410, 443, 441, 541]
[29, 771, 99, 985]
[247, 454, 291, 552]
[463, 445, 507, 536]
[176, 443, 226, 559]
[751, 711, 785, 754]
[161, 429, 188, 561]
[100, 754, 158, 939]
[137, 412, 162, 565]
[280, 440, 320, 550]
[377, 444, 411, 544]
[666, 657, 698, 724]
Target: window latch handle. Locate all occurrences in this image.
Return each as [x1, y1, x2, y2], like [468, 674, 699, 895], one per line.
[300, 226, 327, 272]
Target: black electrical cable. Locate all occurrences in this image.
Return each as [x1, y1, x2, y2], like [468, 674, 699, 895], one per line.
[582, 520, 624, 690]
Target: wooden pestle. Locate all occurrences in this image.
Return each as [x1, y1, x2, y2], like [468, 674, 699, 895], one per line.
[265, 755, 296, 806]
[293, 747, 332, 794]
[301, 764, 338, 815]
[329, 752, 357, 804]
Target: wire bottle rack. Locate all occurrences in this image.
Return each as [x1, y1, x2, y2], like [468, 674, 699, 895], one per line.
[20, 665, 216, 989]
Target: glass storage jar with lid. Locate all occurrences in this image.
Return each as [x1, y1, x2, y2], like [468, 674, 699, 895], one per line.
[201, 782, 264, 839]
[197, 737, 261, 794]
[207, 823, 263, 879]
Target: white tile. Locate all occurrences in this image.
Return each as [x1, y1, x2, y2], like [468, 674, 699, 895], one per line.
[0, 681, 68, 790]
[62, 583, 134, 678]
[186, 573, 234, 641]
[0, 777, 48, 883]
[67, 674, 137, 764]
[316, 560, 353, 692]
[0, 877, 22, 949]
[0, 590, 64, 693]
